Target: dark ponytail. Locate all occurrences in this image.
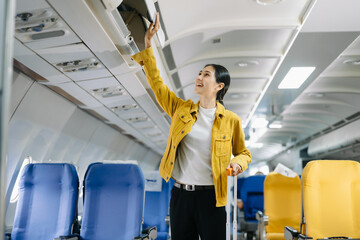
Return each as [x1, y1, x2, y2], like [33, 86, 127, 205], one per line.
[205, 64, 230, 106]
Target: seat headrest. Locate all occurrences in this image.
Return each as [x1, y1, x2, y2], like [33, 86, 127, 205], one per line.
[302, 160, 360, 239]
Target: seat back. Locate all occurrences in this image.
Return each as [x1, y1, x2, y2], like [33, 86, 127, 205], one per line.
[264, 172, 301, 239]
[143, 178, 172, 240]
[11, 163, 79, 240]
[237, 177, 246, 199]
[241, 175, 265, 221]
[303, 160, 360, 239]
[81, 163, 145, 240]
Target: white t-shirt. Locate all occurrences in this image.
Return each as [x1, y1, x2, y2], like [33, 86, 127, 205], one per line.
[171, 105, 216, 185]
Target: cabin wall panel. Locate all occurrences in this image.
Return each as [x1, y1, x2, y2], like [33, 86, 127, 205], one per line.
[9, 71, 34, 120]
[6, 72, 161, 228]
[7, 80, 76, 198]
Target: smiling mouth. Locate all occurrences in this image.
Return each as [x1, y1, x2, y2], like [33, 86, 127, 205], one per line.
[196, 83, 204, 87]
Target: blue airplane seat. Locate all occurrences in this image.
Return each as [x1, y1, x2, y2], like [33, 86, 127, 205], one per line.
[238, 175, 265, 240]
[237, 177, 246, 199]
[80, 163, 146, 240]
[144, 179, 172, 240]
[11, 163, 79, 240]
[241, 175, 265, 221]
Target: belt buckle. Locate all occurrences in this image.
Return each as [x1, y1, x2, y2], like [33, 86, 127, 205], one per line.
[185, 184, 195, 191]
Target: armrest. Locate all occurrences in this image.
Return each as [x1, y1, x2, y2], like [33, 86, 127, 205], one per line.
[142, 226, 157, 240]
[133, 234, 151, 240]
[256, 211, 268, 225]
[256, 210, 263, 220]
[285, 226, 299, 240]
[165, 215, 170, 226]
[298, 234, 313, 240]
[257, 211, 268, 240]
[54, 233, 80, 240]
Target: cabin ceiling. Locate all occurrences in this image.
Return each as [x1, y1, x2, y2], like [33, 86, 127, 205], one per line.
[12, 0, 360, 162]
[158, 0, 360, 161]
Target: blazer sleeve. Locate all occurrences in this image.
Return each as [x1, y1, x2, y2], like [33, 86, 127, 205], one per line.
[231, 116, 252, 171]
[131, 46, 184, 118]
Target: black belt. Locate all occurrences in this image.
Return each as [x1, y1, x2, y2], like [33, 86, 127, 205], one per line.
[174, 182, 214, 191]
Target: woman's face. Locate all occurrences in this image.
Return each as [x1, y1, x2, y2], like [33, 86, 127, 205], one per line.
[194, 65, 223, 98]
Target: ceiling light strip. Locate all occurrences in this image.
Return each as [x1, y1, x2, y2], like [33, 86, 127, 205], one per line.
[278, 67, 316, 89]
[243, 0, 318, 128]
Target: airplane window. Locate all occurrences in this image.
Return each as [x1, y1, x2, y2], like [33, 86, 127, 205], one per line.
[10, 156, 32, 203]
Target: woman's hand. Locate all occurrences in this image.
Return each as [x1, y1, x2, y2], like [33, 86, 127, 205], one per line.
[227, 162, 243, 176]
[145, 12, 160, 49]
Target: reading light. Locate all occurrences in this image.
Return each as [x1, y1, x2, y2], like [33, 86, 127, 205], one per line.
[307, 92, 324, 98]
[230, 93, 247, 99]
[343, 59, 360, 65]
[237, 60, 259, 68]
[269, 122, 282, 129]
[278, 67, 315, 89]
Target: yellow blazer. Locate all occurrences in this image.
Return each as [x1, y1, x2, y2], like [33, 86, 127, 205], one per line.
[132, 47, 251, 207]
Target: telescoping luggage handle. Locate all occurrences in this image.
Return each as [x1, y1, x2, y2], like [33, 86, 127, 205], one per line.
[226, 168, 238, 240]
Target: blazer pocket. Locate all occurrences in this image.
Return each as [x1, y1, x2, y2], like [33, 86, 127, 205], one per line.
[215, 132, 231, 156]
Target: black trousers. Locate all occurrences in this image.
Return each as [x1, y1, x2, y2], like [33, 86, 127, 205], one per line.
[170, 186, 226, 240]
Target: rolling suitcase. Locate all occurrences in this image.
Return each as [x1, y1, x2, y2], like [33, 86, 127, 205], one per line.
[226, 168, 238, 240]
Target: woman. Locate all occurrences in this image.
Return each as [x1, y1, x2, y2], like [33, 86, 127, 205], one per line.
[131, 13, 251, 240]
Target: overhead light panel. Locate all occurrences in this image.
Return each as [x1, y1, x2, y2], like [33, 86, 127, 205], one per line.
[111, 104, 138, 113]
[278, 67, 315, 89]
[16, 16, 58, 33]
[91, 86, 125, 98]
[56, 58, 101, 72]
[127, 116, 148, 123]
[14, 9, 69, 42]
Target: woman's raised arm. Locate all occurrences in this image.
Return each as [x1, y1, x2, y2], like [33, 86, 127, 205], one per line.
[131, 12, 185, 118]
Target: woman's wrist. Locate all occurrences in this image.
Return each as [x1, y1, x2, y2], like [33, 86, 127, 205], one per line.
[145, 39, 152, 49]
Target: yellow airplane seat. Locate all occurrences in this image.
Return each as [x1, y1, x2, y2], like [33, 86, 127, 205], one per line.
[257, 172, 301, 240]
[285, 160, 360, 240]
